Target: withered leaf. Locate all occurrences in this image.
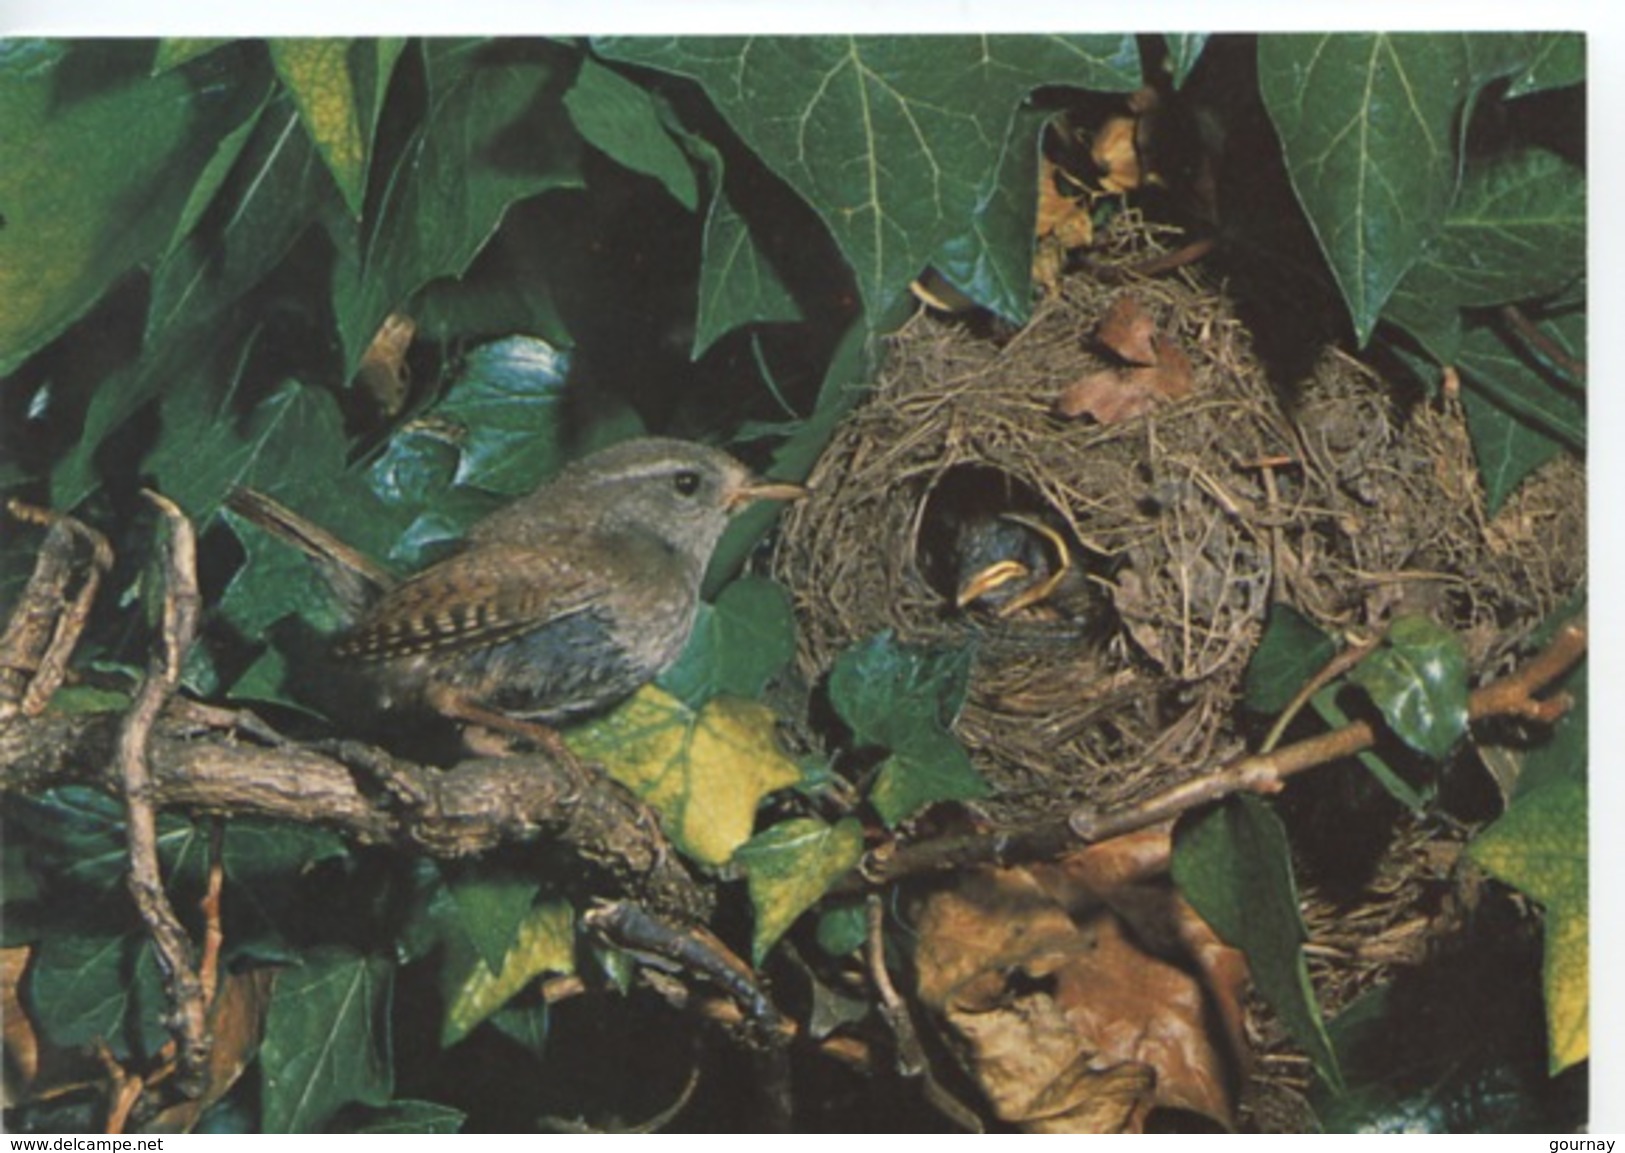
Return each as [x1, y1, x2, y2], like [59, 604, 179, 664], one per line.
[145, 968, 278, 1133]
[1036, 157, 1094, 251]
[1057, 337, 1194, 426]
[1091, 115, 1143, 194]
[1097, 295, 1159, 366]
[913, 863, 1237, 1132]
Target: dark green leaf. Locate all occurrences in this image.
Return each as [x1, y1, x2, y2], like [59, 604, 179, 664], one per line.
[596, 35, 1140, 322]
[1258, 34, 1470, 344]
[1516, 658, 1585, 798]
[28, 931, 168, 1060]
[565, 55, 698, 209]
[737, 817, 865, 964]
[1166, 34, 1210, 88]
[869, 730, 991, 828]
[1507, 32, 1585, 97]
[488, 1001, 551, 1057]
[428, 336, 573, 498]
[1386, 149, 1584, 360]
[1244, 603, 1337, 714]
[0, 40, 265, 373]
[1349, 615, 1469, 760]
[330, 40, 584, 374]
[347, 1101, 466, 1134]
[658, 577, 797, 708]
[440, 861, 542, 974]
[153, 38, 231, 72]
[828, 631, 973, 750]
[930, 103, 1048, 323]
[815, 901, 869, 958]
[1310, 686, 1430, 812]
[1173, 794, 1341, 1088]
[693, 190, 805, 358]
[165, 95, 273, 257]
[261, 947, 394, 1132]
[1456, 310, 1584, 453]
[1459, 386, 1565, 516]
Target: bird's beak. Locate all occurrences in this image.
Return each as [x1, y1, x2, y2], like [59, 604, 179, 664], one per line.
[725, 477, 810, 512]
[955, 560, 1032, 609]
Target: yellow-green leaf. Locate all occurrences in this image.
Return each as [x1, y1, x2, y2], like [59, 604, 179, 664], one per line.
[568, 686, 802, 867]
[1468, 779, 1587, 1073]
[736, 818, 865, 964]
[270, 39, 369, 216]
[442, 900, 574, 1046]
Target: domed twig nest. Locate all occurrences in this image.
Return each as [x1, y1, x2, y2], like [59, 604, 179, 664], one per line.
[776, 218, 1584, 824]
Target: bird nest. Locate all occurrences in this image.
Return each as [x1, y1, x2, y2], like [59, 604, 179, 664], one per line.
[775, 216, 1585, 824]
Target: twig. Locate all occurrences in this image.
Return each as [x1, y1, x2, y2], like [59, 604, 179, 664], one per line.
[94, 1042, 146, 1135]
[0, 501, 113, 720]
[866, 896, 983, 1132]
[1261, 634, 1378, 754]
[852, 617, 1586, 889]
[1498, 304, 1586, 386]
[583, 900, 793, 1131]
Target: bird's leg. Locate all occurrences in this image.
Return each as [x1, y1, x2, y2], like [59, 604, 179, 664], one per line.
[424, 683, 590, 792]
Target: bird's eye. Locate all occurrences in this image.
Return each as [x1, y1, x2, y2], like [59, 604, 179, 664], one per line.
[672, 470, 703, 497]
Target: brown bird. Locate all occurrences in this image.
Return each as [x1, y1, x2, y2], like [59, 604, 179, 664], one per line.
[228, 437, 805, 752]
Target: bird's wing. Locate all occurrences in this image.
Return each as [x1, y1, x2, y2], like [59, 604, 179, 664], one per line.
[333, 537, 621, 662]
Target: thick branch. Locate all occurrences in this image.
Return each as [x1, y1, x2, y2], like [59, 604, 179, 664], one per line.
[0, 710, 709, 923]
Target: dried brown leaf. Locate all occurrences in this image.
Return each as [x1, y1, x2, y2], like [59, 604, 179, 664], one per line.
[1054, 368, 1159, 425]
[1097, 295, 1159, 366]
[913, 865, 1237, 1132]
[144, 968, 277, 1134]
[1036, 157, 1094, 251]
[354, 312, 416, 419]
[1091, 115, 1143, 194]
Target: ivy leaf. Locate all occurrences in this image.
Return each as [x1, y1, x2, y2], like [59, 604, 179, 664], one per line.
[1459, 388, 1565, 518]
[1243, 603, 1337, 715]
[565, 55, 699, 210]
[1507, 32, 1585, 97]
[153, 38, 231, 73]
[1311, 686, 1430, 813]
[1386, 149, 1584, 362]
[596, 35, 1140, 323]
[440, 861, 542, 974]
[349, 1101, 467, 1134]
[260, 947, 394, 1132]
[1468, 779, 1587, 1073]
[28, 932, 167, 1061]
[1258, 34, 1470, 345]
[330, 39, 584, 374]
[736, 817, 864, 964]
[0, 39, 267, 374]
[567, 687, 803, 867]
[658, 577, 798, 708]
[429, 336, 574, 499]
[1173, 795, 1341, 1089]
[1166, 34, 1210, 87]
[828, 632, 988, 827]
[1456, 310, 1584, 453]
[1348, 615, 1470, 761]
[693, 188, 805, 358]
[269, 39, 404, 218]
[441, 901, 574, 1046]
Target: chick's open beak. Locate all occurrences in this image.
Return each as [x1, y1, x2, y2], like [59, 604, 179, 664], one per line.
[955, 559, 1033, 609]
[725, 477, 810, 512]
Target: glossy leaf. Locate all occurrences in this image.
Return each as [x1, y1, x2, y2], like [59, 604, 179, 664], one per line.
[1259, 34, 1468, 344]
[1456, 310, 1584, 454]
[269, 39, 404, 218]
[0, 40, 265, 374]
[330, 40, 584, 374]
[1459, 388, 1565, 517]
[736, 817, 864, 964]
[1173, 794, 1341, 1088]
[565, 55, 698, 209]
[1349, 615, 1470, 761]
[430, 336, 574, 498]
[1311, 685, 1430, 813]
[1166, 34, 1210, 87]
[596, 35, 1140, 322]
[260, 948, 394, 1132]
[1468, 779, 1587, 1073]
[1243, 603, 1337, 715]
[350, 1101, 467, 1134]
[442, 900, 574, 1046]
[567, 687, 803, 867]
[658, 576, 798, 708]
